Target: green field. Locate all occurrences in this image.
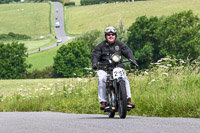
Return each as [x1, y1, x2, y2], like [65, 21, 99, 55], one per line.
[27, 44, 61, 70]
[0, 3, 51, 38]
[21, 39, 56, 52]
[66, 0, 200, 34]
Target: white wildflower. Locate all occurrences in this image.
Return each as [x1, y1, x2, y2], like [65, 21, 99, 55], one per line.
[159, 65, 168, 69]
[167, 64, 172, 67]
[69, 84, 74, 87]
[84, 79, 88, 83]
[73, 73, 76, 76]
[148, 79, 156, 84]
[162, 58, 169, 60]
[180, 60, 186, 63]
[84, 67, 92, 70]
[50, 92, 54, 95]
[77, 78, 82, 82]
[68, 88, 72, 91]
[40, 88, 44, 91]
[45, 88, 51, 90]
[162, 73, 168, 76]
[144, 71, 149, 75]
[154, 63, 161, 65]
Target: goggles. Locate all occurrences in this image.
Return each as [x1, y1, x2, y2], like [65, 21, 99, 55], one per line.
[104, 27, 117, 34]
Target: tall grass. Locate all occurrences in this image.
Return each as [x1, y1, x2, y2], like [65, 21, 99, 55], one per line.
[66, 0, 200, 34]
[0, 57, 199, 117]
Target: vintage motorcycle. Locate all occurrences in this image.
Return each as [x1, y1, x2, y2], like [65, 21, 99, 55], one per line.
[99, 53, 136, 119]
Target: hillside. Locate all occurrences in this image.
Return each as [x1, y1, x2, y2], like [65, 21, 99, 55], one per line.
[66, 0, 200, 34]
[0, 3, 51, 38]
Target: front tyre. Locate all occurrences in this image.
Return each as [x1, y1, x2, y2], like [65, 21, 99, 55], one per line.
[118, 80, 127, 119]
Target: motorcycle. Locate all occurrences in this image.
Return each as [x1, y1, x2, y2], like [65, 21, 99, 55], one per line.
[99, 53, 136, 119]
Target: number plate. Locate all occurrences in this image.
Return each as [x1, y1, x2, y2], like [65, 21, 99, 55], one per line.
[113, 67, 126, 79]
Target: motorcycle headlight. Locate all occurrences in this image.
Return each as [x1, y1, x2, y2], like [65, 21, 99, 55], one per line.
[112, 53, 121, 63]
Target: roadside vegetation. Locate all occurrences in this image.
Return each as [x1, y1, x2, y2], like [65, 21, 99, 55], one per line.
[0, 58, 199, 117]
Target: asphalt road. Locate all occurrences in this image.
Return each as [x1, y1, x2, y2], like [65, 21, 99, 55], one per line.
[0, 112, 200, 133]
[28, 2, 74, 54]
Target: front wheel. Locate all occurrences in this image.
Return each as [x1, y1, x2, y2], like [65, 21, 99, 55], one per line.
[118, 80, 127, 119]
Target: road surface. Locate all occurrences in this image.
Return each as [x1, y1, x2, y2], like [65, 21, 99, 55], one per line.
[0, 112, 200, 133]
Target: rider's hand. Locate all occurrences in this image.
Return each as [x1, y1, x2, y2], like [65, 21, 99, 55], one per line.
[129, 59, 138, 67]
[92, 63, 98, 70]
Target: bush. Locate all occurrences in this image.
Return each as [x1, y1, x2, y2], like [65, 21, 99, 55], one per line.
[0, 32, 31, 41]
[53, 40, 91, 77]
[25, 66, 58, 79]
[75, 29, 102, 53]
[0, 41, 31, 79]
[127, 10, 200, 69]
[80, 0, 128, 6]
[64, 2, 75, 6]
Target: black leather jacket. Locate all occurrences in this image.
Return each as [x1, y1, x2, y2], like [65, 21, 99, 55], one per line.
[91, 40, 135, 71]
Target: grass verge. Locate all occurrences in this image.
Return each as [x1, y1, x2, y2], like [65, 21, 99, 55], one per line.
[0, 60, 199, 117]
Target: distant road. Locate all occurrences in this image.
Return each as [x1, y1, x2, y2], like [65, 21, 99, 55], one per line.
[0, 112, 200, 133]
[28, 2, 74, 54]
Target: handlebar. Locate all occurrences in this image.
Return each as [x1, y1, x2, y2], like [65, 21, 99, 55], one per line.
[98, 60, 137, 66]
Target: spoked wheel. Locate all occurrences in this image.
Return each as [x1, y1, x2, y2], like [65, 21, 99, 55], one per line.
[118, 80, 127, 119]
[107, 90, 115, 118]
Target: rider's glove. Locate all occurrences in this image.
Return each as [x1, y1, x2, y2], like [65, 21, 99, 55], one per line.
[129, 59, 138, 67]
[92, 63, 98, 70]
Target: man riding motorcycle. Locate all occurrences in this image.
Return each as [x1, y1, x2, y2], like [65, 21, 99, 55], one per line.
[91, 26, 138, 110]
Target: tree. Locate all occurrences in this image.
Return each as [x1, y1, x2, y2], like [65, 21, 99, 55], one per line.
[75, 29, 102, 53]
[127, 16, 160, 68]
[156, 10, 200, 59]
[0, 42, 31, 79]
[53, 40, 91, 77]
[127, 10, 200, 69]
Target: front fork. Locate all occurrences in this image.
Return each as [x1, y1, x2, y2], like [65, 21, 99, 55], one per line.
[111, 80, 118, 110]
[107, 78, 123, 111]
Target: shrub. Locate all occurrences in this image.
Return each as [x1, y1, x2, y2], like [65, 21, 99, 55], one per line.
[0, 32, 31, 41]
[53, 40, 91, 77]
[127, 10, 200, 69]
[75, 29, 102, 53]
[0, 42, 31, 79]
[64, 2, 75, 6]
[25, 66, 58, 79]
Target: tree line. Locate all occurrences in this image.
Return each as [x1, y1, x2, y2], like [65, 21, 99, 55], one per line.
[0, 10, 199, 79]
